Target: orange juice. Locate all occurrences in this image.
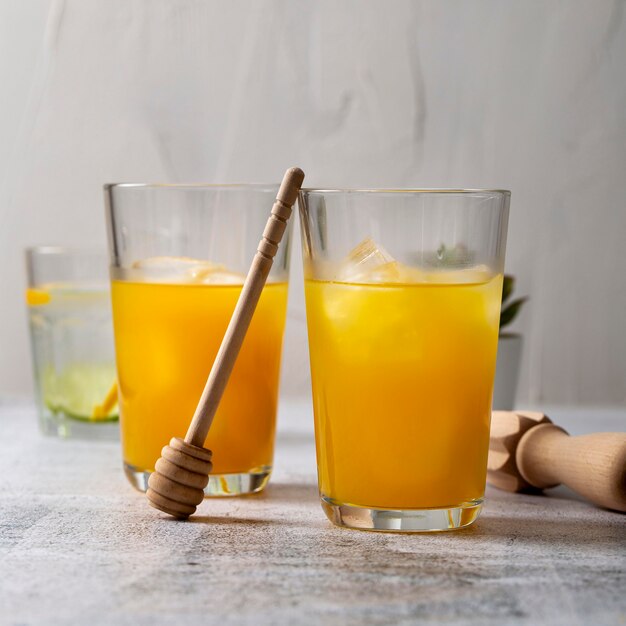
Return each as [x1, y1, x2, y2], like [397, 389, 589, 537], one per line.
[304, 273, 502, 510]
[111, 280, 288, 481]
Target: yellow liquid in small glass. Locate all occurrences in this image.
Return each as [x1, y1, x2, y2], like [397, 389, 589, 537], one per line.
[111, 280, 288, 475]
[304, 274, 502, 510]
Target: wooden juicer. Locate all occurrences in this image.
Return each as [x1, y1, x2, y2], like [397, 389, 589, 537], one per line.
[146, 167, 304, 519]
[488, 410, 626, 512]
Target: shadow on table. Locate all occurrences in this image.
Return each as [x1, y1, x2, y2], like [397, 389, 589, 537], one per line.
[182, 482, 319, 527]
[162, 481, 625, 545]
[189, 515, 286, 527]
[257, 481, 318, 503]
[463, 490, 625, 549]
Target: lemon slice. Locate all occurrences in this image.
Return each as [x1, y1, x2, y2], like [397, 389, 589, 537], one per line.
[43, 364, 119, 422]
[26, 288, 51, 306]
[92, 381, 119, 420]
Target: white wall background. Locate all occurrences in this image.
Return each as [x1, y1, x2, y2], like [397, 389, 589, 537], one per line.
[1, 0, 625, 406]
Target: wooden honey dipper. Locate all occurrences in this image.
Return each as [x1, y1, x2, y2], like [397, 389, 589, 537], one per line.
[488, 411, 626, 512]
[146, 167, 305, 519]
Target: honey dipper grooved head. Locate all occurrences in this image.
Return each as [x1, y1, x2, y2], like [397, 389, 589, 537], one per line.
[147, 437, 213, 519]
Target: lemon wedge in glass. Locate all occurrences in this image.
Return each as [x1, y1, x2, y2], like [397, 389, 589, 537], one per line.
[43, 365, 119, 422]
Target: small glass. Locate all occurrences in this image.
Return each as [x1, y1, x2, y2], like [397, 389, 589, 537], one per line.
[25, 247, 119, 440]
[105, 183, 292, 496]
[299, 189, 510, 532]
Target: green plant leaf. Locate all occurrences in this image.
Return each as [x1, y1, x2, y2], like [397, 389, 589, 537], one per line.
[502, 275, 514, 304]
[500, 297, 528, 329]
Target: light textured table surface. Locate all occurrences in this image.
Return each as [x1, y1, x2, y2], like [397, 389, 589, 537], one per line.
[0, 400, 624, 626]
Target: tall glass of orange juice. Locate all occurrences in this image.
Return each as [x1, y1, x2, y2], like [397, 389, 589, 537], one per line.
[299, 189, 510, 531]
[105, 184, 291, 496]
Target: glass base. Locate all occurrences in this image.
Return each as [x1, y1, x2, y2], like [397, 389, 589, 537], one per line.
[39, 412, 119, 441]
[124, 463, 272, 497]
[321, 496, 483, 532]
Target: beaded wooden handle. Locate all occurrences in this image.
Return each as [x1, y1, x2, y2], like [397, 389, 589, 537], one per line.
[185, 167, 304, 447]
[147, 167, 305, 519]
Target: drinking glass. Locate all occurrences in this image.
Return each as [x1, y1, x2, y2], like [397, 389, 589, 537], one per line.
[299, 189, 510, 531]
[26, 247, 119, 440]
[105, 183, 291, 496]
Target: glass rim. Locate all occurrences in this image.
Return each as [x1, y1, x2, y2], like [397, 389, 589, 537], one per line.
[103, 182, 280, 191]
[25, 246, 108, 257]
[300, 188, 510, 196]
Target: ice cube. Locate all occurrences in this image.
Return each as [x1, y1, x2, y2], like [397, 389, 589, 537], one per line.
[334, 240, 495, 285]
[131, 256, 209, 280]
[130, 256, 244, 285]
[336, 237, 402, 283]
[187, 265, 246, 285]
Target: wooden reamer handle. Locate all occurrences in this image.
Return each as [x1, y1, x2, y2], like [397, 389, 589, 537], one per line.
[516, 424, 626, 512]
[184, 167, 304, 447]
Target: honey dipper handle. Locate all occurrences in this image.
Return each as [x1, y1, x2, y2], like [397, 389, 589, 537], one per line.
[516, 424, 626, 512]
[185, 167, 304, 447]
